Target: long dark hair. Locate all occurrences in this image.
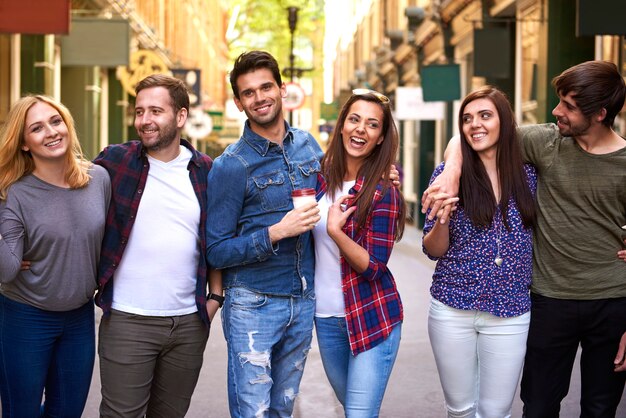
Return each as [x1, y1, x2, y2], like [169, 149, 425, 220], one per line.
[458, 86, 536, 229]
[322, 92, 406, 241]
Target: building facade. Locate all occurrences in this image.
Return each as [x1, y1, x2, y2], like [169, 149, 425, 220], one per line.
[327, 0, 626, 225]
[0, 0, 230, 159]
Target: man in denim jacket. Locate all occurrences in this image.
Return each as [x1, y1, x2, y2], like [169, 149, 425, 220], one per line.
[205, 51, 323, 417]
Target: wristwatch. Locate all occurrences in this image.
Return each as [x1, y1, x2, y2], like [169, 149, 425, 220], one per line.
[208, 292, 225, 308]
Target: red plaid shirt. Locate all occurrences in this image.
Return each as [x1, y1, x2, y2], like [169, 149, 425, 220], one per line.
[93, 139, 213, 325]
[316, 175, 404, 355]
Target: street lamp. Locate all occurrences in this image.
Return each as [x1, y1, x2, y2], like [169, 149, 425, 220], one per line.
[283, 6, 314, 126]
[287, 6, 298, 126]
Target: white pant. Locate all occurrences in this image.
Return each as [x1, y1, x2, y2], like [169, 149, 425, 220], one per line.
[428, 298, 530, 418]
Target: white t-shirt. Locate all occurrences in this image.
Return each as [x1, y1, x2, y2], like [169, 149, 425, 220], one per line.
[112, 146, 200, 316]
[312, 180, 355, 317]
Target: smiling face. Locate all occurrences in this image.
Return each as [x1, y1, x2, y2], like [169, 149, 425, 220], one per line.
[552, 91, 592, 137]
[22, 101, 70, 166]
[234, 68, 285, 132]
[134, 86, 186, 153]
[461, 97, 501, 157]
[340, 99, 384, 171]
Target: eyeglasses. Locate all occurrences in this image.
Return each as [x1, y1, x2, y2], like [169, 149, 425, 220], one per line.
[352, 88, 390, 104]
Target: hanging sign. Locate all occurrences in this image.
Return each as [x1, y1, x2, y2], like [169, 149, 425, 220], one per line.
[117, 50, 170, 96]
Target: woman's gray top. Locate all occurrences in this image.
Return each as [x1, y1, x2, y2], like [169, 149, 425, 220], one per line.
[0, 165, 111, 311]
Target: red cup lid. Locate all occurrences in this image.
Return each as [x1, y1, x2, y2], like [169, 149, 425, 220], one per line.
[292, 188, 315, 197]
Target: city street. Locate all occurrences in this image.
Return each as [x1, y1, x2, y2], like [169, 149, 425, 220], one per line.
[82, 225, 626, 417]
[2, 1, 625, 417]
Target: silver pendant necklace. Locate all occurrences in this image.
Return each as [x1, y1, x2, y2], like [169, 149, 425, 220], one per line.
[494, 211, 503, 267]
[494, 248, 503, 266]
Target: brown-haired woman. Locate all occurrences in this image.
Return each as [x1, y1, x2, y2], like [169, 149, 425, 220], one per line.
[312, 89, 406, 416]
[422, 86, 536, 417]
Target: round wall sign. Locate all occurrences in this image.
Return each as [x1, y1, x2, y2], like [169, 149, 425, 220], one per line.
[283, 82, 306, 111]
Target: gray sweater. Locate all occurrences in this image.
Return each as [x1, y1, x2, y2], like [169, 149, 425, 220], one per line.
[0, 165, 110, 311]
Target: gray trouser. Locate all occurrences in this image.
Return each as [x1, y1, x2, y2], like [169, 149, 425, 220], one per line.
[98, 309, 209, 418]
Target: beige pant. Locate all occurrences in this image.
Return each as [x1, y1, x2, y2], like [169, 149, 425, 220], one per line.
[98, 309, 209, 418]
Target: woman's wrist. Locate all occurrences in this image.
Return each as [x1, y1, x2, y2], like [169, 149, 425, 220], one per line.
[327, 225, 344, 241]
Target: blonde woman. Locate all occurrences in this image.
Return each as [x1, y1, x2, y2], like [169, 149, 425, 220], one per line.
[0, 95, 110, 417]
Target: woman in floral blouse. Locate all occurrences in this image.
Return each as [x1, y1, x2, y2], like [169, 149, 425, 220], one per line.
[423, 86, 537, 417]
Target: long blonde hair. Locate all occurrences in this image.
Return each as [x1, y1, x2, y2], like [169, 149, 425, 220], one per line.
[0, 95, 91, 200]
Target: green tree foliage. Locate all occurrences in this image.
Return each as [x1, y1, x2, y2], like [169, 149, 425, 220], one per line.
[226, 0, 324, 78]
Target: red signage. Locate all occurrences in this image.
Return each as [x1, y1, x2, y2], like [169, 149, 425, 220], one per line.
[0, 0, 71, 34]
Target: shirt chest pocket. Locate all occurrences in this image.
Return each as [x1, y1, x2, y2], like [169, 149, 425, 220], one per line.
[252, 171, 290, 211]
[298, 159, 321, 179]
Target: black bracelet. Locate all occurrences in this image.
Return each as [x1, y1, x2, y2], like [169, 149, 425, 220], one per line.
[208, 292, 225, 308]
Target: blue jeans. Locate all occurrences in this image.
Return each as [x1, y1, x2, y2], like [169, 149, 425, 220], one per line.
[0, 294, 95, 418]
[222, 287, 315, 418]
[315, 316, 401, 418]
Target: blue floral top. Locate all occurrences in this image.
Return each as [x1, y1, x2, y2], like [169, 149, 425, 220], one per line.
[422, 163, 537, 317]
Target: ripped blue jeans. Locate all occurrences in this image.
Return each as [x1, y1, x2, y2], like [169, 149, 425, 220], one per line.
[222, 287, 315, 418]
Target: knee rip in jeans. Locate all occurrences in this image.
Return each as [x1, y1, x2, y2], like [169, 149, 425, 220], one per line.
[239, 331, 271, 385]
[447, 403, 476, 418]
[280, 349, 309, 407]
[255, 401, 270, 418]
[284, 388, 297, 405]
[294, 347, 310, 371]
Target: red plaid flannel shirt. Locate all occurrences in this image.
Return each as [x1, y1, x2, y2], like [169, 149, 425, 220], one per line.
[316, 174, 404, 355]
[93, 139, 213, 326]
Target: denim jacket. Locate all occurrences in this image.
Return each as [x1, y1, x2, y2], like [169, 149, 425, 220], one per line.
[205, 121, 323, 297]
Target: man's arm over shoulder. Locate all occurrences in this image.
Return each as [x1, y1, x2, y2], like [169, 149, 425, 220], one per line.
[93, 144, 121, 176]
[93, 141, 140, 167]
[517, 123, 560, 165]
[93, 143, 120, 167]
